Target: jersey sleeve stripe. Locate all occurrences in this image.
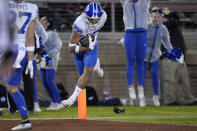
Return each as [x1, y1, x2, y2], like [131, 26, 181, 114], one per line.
[73, 24, 82, 34]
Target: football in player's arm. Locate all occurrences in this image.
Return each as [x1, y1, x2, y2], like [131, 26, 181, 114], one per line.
[68, 30, 96, 53]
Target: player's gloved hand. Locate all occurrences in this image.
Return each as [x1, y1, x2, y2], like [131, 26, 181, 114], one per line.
[89, 35, 97, 50]
[40, 58, 46, 68]
[178, 54, 184, 64]
[25, 61, 33, 78]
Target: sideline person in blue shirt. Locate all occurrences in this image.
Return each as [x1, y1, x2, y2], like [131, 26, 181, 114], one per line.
[120, 0, 151, 107]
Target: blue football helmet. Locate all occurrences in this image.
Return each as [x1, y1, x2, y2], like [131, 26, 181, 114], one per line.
[85, 2, 103, 19]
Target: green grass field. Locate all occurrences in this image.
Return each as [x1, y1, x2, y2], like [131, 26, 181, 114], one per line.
[1, 106, 197, 125]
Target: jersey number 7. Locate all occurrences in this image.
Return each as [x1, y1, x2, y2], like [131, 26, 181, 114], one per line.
[9, 10, 32, 34]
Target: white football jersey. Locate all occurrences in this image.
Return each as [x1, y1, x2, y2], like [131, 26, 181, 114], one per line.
[8, 0, 38, 46]
[73, 11, 107, 36]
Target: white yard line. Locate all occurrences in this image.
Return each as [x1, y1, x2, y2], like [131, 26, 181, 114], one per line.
[89, 116, 197, 120]
[1, 116, 197, 120]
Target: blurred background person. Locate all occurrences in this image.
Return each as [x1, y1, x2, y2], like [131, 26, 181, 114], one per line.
[120, 0, 151, 107]
[39, 16, 63, 110]
[0, 0, 15, 78]
[164, 12, 186, 57]
[0, 0, 15, 116]
[144, 7, 173, 106]
[33, 20, 48, 112]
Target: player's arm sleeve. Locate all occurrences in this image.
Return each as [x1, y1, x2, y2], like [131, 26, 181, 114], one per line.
[72, 17, 84, 35]
[93, 11, 107, 34]
[100, 11, 107, 27]
[35, 20, 48, 44]
[48, 32, 62, 58]
[162, 26, 173, 52]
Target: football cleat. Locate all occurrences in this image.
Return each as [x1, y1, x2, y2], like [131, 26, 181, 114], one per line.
[139, 98, 146, 107]
[61, 99, 74, 107]
[11, 123, 32, 130]
[129, 88, 136, 99]
[152, 95, 160, 106]
[138, 87, 145, 99]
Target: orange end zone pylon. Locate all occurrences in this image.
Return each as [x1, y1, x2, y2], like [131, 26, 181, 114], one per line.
[78, 89, 87, 119]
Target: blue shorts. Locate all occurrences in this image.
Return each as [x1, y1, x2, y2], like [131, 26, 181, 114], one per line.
[6, 55, 27, 87]
[74, 43, 98, 75]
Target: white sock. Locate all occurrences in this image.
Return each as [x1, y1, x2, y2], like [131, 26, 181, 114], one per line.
[70, 86, 82, 101]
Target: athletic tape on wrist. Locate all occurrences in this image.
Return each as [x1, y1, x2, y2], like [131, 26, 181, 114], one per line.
[69, 43, 76, 47]
[75, 45, 80, 53]
[28, 60, 33, 64]
[26, 46, 35, 51]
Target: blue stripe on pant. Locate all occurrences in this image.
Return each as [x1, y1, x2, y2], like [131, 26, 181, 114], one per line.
[124, 29, 147, 85]
[144, 60, 159, 95]
[40, 69, 61, 103]
[33, 60, 38, 102]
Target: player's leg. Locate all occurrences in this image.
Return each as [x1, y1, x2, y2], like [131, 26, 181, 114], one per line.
[33, 60, 41, 112]
[40, 69, 56, 110]
[6, 55, 32, 130]
[62, 44, 98, 107]
[79, 43, 98, 88]
[7, 91, 17, 114]
[124, 30, 137, 100]
[144, 61, 148, 87]
[136, 31, 148, 107]
[45, 69, 63, 110]
[74, 53, 85, 76]
[150, 60, 160, 106]
[40, 69, 54, 102]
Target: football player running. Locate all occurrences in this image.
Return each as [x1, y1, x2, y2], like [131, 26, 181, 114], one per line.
[62, 2, 107, 107]
[8, 0, 38, 130]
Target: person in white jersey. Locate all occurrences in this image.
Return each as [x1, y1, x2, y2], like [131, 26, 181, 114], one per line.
[8, 0, 38, 130]
[62, 2, 107, 107]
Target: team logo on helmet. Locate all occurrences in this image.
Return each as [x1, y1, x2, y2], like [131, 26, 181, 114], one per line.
[85, 2, 103, 19]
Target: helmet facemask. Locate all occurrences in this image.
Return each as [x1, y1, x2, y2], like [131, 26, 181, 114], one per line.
[86, 17, 101, 28]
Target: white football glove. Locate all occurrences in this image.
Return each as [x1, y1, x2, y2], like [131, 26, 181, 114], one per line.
[40, 58, 46, 68]
[89, 35, 97, 50]
[25, 61, 33, 78]
[178, 54, 184, 64]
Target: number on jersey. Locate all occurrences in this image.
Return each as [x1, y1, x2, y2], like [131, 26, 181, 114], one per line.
[9, 10, 32, 34]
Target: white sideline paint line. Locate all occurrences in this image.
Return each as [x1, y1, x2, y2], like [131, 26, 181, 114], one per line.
[1, 116, 197, 120]
[89, 116, 197, 119]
